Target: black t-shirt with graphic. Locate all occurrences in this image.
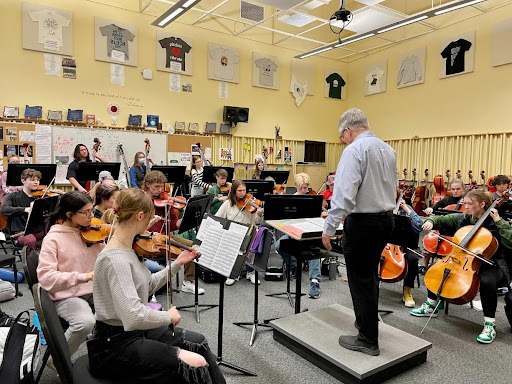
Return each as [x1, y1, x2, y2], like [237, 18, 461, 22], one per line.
[159, 37, 192, 71]
[325, 73, 346, 99]
[441, 39, 472, 75]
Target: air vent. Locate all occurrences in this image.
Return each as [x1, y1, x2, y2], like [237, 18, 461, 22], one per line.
[241, 1, 264, 22]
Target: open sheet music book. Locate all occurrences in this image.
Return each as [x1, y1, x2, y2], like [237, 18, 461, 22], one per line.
[266, 217, 343, 240]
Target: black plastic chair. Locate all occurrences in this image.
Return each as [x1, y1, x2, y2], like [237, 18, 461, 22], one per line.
[0, 252, 21, 297]
[21, 246, 39, 294]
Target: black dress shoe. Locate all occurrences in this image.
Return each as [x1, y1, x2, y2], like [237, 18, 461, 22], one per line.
[338, 335, 380, 356]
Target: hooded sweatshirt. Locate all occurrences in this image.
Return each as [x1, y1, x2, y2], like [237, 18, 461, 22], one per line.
[37, 224, 104, 301]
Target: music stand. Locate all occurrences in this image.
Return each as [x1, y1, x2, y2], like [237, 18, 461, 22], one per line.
[242, 180, 274, 200]
[6, 164, 57, 186]
[77, 162, 121, 182]
[151, 166, 186, 195]
[202, 166, 234, 183]
[260, 170, 290, 184]
[263, 194, 323, 220]
[25, 196, 58, 236]
[176, 195, 217, 323]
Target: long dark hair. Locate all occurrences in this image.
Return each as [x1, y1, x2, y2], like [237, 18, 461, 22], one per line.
[47, 191, 93, 230]
[228, 180, 246, 207]
[73, 144, 90, 161]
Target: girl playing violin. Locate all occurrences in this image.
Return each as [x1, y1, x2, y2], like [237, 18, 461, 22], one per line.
[190, 156, 210, 197]
[215, 180, 263, 286]
[410, 189, 512, 344]
[130, 151, 152, 189]
[206, 168, 229, 215]
[37, 191, 99, 363]
[89, 188, 225, 384]
[66, 144, 105, 192]
[252, 158, 265, 180]
[92, 181, 120, 219]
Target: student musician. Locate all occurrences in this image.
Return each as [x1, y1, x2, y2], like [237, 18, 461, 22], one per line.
[491, 175, 511, 200]
[92, 181, 120, 219]
[1, 155, 23, 202]
[410, 189, 512, 344]
[143, 171, 204, 295]
[215, 180, 263, 286]
[275, 173, 326, 299]
[129, 151, 152, 189]
[0, 168, 43, 249]
[190, 156, 210, 197]
[424, 178, 466, 215]
[67, 144, 105, 192]
[252, 158, 265, 180]
[37, 192, 99, 362]
[88, 188, 225, 384]
[206, 168, 229, 215]
[319, 173, 335, 202]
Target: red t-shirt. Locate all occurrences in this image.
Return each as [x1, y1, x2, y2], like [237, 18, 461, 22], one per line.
[319, 189, 333, 200]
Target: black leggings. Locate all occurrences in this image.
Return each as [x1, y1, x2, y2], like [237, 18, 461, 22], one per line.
[403, 249, 419, 289]
[88, 322, 225, 384]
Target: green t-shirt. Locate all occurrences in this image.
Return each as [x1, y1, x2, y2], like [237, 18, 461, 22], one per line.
[206, 185, 223, 215]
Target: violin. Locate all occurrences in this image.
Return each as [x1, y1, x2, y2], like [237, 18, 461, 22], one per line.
[220, 182, 232, 195]
[153, 192, 187, 210]
[274, 184, 286, 194]
[236, 193, 262, 214]
[133, 231, 199, 259]
[81, 218, 113, 244]
[31, 185, 64, 198]
[424, 194, 509, 305]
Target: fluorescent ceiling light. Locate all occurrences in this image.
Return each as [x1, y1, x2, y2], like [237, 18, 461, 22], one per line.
[377, 15, 428, 34]
[335, 33, 375, 47]
[435, 0, 485, 15]
[182, 0, 197, 8]
[300, 46, 333, 58]
[158, 8, 184, 26]
[153, 0, 202, 27]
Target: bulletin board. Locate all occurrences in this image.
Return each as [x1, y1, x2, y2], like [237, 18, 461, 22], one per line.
[167, 134, 212, 154]
[0, 122, 37, 171]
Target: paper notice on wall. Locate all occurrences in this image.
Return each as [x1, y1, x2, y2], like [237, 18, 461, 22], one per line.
[180, 152, 191, 170]
[219, 82, 228, 99]
[169, 73, 181, 92]
[19, 131, 35, 142]
[204, 147, 212, 162]
[111, 50, 125, 63]
[35, 125, 52, 163]
[168, 152, 180, 165]
[44, 38, 59, 51]
[111, 64, 125, 86]
[44, 53, 61, 76]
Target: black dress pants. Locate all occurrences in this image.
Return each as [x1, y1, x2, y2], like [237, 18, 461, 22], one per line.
[342, 212, 394, 346]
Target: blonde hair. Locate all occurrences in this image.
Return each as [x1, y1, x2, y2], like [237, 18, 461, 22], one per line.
[102, 188, 155, 224]
[294, 173, 310, 188]
[465, 189, 493, 211]
[141, 170, 167, 191]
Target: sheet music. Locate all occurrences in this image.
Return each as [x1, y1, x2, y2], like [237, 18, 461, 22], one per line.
[289, 221, 324, 232]
[305, 217, 325, 227]
[196, 216, 223, 241]
[197, 226, 245, 278]
[229, 222, 250, 236]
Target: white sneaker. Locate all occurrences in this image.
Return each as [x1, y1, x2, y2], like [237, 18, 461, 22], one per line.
[181, 280, 205, 295]
[225, 278, 236, 286]
[246, 272, 260, 285]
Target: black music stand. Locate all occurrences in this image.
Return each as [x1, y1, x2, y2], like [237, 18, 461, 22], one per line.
[176, 195, 217, 323]
[260, 170, 290, 184]
[242, 180, 274, 200]
[6, 164, 57, 186]
[202, 166, 235, 183]
[25, 196, 58, 236]
[151, 166, 187, 195]
[77, 162, 121, 182]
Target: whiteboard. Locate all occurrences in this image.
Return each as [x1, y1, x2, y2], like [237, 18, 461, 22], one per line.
[51, 127, 167, 184]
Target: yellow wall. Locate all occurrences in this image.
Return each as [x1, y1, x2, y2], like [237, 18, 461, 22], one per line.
[0, 0, 348, 143]
[348, 3, 512, 141]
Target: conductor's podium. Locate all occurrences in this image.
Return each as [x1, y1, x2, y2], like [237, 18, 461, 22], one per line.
[271, 304, 432, 384]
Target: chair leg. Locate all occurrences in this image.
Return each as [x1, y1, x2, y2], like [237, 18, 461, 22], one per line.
[13, 262, 21, 297]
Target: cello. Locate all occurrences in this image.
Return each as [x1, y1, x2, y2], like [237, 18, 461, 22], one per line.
[412, 169, 429, 216]
[424, 195, 509, 305]
[445, 170, 452, 197]
[432, 174, 446, 206]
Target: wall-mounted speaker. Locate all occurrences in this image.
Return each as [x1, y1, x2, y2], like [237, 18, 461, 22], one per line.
[223, 106, 249, 126]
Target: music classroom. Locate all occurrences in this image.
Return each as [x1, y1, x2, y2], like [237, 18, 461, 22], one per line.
[2, 0, 512, 383]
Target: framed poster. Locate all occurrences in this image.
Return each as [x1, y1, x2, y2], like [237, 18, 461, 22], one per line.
[156, 31, 193, 75]
[397, 46, 426, 88]
[208, 43, 239, 83]
[95, 17, 138, 67]
[252, 52, 279, 90]
[22, 2, 73, 56]
[439, 31, 475, 79]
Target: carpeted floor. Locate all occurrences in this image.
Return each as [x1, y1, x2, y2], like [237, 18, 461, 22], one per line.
[2, 251, 512, 384]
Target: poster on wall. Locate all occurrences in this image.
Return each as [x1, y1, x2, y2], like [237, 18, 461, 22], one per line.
[22, 2, 73, 56]
[157, 31, 193, 75]
[439, 31, 475, 79]
[397, 46, 426, 88]
[291, 59, 316, 95]
[219, 148, 234, 161]
[324, 68, 347, 100]
[252, 52, 279, 90]
[492, 19, 512, 67]
[95, 17, 138, 67]
[365, 60, 387, 96]
[208, 43, 240, 83]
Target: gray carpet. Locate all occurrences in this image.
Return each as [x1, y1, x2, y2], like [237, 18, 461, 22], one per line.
[2, 253, 512, 384]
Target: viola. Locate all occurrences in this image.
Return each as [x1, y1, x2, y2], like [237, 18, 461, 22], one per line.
[81, 218, 113, 244]
[153, 192, 186, 210]
[424, 195, 509, 305]
[133, 232, 199, 259]
[236, 193, 262, 214]
[422, 230, 453, 256]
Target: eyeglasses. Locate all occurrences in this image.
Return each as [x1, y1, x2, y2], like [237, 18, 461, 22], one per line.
[76, 210, 93, 217]
[339, 127, 349, 140]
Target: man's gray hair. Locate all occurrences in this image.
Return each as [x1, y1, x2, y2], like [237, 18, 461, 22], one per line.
[338, 108, 370, 133]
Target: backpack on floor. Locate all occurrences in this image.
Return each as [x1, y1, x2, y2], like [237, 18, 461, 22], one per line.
[0, 310, 41, 384]
[0, 280, 15, 302]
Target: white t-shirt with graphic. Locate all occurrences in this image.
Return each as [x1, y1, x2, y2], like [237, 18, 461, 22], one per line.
[366, 67, 385, 94]
[30, 9, 71, 47]
[255, 58, 278, 87]
[209, 47, 239, 80]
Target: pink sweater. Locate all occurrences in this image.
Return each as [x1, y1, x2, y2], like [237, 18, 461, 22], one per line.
[37, 224, 104, 301]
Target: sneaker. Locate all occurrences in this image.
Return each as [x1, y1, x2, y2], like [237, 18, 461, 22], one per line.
[309, 282, 320, 299]
[289, 266, 297, 281]
[225, 278, 236, 286]
[246, 272, 260, 285]
[47, 357, 56, 372]
[403, 287, 415, 308]
[410, 301, 438, 317]
[181, 280, 205, 295]
[477, 322, 496, 344]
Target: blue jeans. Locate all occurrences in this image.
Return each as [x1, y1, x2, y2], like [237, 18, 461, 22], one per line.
[275, 235, 321, 281]
[145, 259, 163, 273]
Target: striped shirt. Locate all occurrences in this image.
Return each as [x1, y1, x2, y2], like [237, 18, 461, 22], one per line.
[93, 248, 181, 331]
[191, 168, 210, 189]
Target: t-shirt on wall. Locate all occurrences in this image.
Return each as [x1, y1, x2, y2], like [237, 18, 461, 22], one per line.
[325, 73, 346, 99]
[30, 9, 71, 47]
[99, 24, 135, 60]
[209, 47, 239, 80]
[159, 37, 192, 71]
[255, 58, 278, 87]
[366, 67, 385, 94]
[441, 39, 472, 75]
